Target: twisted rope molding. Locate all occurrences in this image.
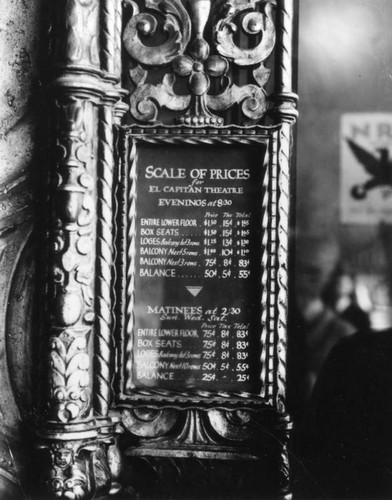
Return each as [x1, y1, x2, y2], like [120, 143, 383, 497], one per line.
[276, 0, 294, 94]
[274, 0, 298, 125]
[127, 136, 272, 147]
[118, 386, 273, 409]
[124, 124, 280, 134]
[267, 132, 279, 400]
[259, 141, 270, 400]
[124, 140, 138, 392]
[276, 122, 291, 409]
[123, 125, 280, 146]
[95, 105, 115, 417]
[114, 0, 123, 81]
[101, 0, 116, 77]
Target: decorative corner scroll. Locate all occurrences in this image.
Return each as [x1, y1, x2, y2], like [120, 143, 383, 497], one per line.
[123, 0, 276, 125]
[123, 0, 191, 66]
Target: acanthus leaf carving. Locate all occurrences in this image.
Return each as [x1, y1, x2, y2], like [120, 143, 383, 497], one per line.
[123, 0, 191, 66]
[214, 1, 276, 66]
[49, 330, 91, 423]
[208, 82, 268, 121]
[45, 96, 96, 424]
[123, 0, 276, 125]
[130, 73, 190, 123]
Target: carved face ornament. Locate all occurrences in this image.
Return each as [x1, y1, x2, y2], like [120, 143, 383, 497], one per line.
[54, 447, 73, 468]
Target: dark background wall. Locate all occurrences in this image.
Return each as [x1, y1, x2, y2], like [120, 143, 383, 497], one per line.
[0, 1, 43, 496]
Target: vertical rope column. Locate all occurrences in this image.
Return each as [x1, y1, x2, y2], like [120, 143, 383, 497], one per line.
[125, 141, 138, 390]
[276, 123, 290, 409]
[273, 0, 298, 408]
[114, 0, 123, 81]
[95, 104, 115, 417]
[276, 0, 294, 95]
[101, 0, 117, 78]
[274, 0, 298, 122]
[259, 147, 270, 400]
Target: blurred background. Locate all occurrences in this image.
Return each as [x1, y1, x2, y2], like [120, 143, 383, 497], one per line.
[296, 0, 392, 331]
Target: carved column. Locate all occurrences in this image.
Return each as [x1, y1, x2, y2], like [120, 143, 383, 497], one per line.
[273, 1, 298, 498]
[37, 0, 126, 498]
[274, 0, 298, 407]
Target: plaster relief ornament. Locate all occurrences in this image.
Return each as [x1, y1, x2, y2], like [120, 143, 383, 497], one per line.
[49, 331, 91, 423]
[47, 96, 95, 423]
[47, 443, 89, 500]
[123, 0, 276, 125]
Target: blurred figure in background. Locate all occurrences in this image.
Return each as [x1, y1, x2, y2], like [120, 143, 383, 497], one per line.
[287, 236, 355, 426]
[323, 267, 371, 331]
[304, 329, 392, 499]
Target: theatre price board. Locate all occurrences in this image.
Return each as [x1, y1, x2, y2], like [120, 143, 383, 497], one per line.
[124, 140, 268, 395]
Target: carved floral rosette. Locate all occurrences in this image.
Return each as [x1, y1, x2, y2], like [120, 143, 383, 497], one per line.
[122, 0, 277, 126]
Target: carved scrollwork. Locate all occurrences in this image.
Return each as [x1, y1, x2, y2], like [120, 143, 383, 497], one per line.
[214, 1, 275, 66]
[129, 73, 190, 123]
[123, 0, 276, 125]
[208, 83, 268, 122]
[122, 408, 179, 438]
[207, 409, 256, 441]
[123, 0, 191, 66]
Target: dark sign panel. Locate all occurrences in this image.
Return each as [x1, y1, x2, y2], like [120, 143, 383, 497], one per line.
[125, 143, 266, 394]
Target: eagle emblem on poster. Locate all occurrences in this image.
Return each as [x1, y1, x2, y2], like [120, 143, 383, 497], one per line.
[341, 113, 392, 224]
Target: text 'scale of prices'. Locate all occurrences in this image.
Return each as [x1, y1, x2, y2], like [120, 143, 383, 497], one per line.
[128, 145, 264, 394]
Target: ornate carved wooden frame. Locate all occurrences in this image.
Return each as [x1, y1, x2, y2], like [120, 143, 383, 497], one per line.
[31, 0, 298, 498]
[115, 125, 285, 410]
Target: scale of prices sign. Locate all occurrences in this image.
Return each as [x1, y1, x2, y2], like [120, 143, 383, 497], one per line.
[115, 126, 288, 408]
[130, 143, 262, 393]
[340, 113, 392, 224]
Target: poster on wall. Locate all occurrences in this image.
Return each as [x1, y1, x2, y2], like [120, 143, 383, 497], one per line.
[340, 113, 392, 224]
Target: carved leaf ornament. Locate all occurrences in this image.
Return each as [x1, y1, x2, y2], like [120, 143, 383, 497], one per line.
[123, 0, 276, 125]
[47, 97, 95, 423]
[50, 332, 91, 423]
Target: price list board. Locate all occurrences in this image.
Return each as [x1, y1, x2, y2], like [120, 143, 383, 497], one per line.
[125, 143, 266, 394]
